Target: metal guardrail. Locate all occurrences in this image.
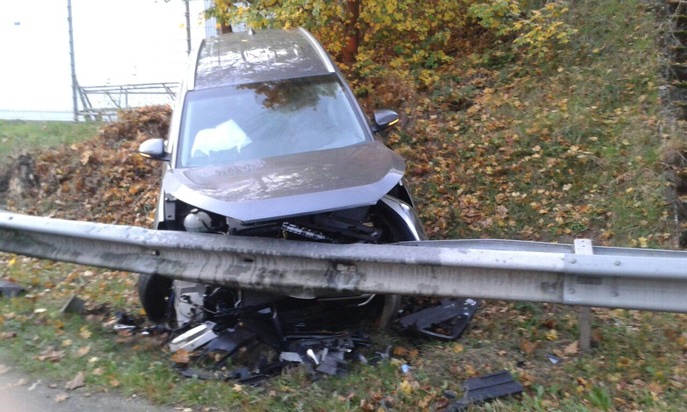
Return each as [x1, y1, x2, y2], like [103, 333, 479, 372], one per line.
[1, 210, 687, 313]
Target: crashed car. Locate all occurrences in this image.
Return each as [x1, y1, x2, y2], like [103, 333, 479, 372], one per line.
[137, 28, 426, 327]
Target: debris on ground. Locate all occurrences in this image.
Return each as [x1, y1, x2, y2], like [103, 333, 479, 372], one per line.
[448, 370, 523, 411]
[395, 297, 480, 340]
[0, 280, 24, 298]
[109, 294, 484, 386]
[60, 295, 85, 314]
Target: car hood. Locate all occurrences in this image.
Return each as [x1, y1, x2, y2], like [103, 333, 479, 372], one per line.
[163, 142, 405, 223]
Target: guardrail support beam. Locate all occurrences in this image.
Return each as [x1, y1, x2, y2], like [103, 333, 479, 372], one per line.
[574, 239, 594, 351]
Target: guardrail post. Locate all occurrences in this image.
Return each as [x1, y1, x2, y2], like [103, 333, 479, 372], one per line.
[574, 239, 593, 351]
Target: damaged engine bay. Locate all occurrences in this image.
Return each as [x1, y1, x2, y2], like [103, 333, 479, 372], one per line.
[138, 200, 481, 384]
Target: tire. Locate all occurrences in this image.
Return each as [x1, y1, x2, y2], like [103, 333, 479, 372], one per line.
[371, 201, 425, 328]
[137, 273, 174, 323]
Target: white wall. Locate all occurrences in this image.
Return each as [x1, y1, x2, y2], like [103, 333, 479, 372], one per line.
[0, 0, 209, 120]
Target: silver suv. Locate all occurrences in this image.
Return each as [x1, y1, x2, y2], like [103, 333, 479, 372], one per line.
[137, 28, 425, 325]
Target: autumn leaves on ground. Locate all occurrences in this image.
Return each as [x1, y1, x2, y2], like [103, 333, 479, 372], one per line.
[2, 0, 687, 411]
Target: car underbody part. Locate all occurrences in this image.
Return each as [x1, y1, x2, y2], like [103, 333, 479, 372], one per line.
[163, 296, 382, 384]
[448, 370, 524, 411]
[0, 280, 25, 298]
[136, 291, 480, 384]
[396, 297, 481, 340]
[169, 321, 218, 352]
[60, 295, 86, 314]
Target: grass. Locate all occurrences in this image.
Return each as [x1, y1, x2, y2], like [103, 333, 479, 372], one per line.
[0, 120, 101, 166]
[5, 272, 687, 411]
[2, 0, 687, 411]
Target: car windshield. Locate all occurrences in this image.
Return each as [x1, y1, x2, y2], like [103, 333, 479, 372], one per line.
[177, 74, 370, 168]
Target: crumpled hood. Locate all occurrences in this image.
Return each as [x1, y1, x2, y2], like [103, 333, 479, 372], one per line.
[163, 142, 405, 223]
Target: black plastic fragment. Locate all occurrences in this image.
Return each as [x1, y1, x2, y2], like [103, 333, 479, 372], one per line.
[316, 353, 348, 376]
[206, 328, 256, 355]
[448, 370, 523, 411]
[0, 280, 25, 298]
[397, 298, 480, 340]
[170, 293, 480, 384]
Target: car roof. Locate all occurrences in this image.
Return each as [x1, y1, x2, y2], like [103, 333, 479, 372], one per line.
[192, 28, 336, 90]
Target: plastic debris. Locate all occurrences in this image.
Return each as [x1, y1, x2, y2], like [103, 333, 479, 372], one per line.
[0, 280, 25, 298]
[448, 370, 523, 411]
[396, 297, 481, 340]
[169, 322, 217, 352]
[546, 354, 561, 365]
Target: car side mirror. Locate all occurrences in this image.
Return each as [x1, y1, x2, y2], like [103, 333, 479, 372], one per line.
[371, 109, 400, 133]
[138, 138, 170, 162]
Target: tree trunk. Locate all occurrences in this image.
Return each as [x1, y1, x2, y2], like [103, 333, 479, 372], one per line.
[342, 0, 361, 67]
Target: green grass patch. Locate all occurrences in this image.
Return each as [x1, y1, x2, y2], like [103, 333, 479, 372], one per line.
[0, 120, 100, 165]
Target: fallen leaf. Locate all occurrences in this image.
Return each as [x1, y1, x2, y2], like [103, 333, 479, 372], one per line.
[464, 364, 477, 377]
[576, 376, 590, 389]
[110, 378, 120, 388]
[359, 400, 376, 412]
[545, 329, 558, 341]
[79, 326, 92, 340]
[541, 315, 558, 326]
[564, 340, 578, 355]
[520, 339, 539, 354]
[648, 382, 664, 395]
[171, 349, 190, 365]
[75, 346, 91, 358]
[393, 346, 410, 357]
[11, 378, 27, 387]
[65, 371, 85, 391]
[54, 393, 69, 403]
[0, 332, 17, 340]
[417, 396, 429, 409]
[37, 349, 65, 362]
[519, 371, 536, 387]
[92, 367, 104, 376]
[80, 151, 91, 165]
[399, 380, 413, 395]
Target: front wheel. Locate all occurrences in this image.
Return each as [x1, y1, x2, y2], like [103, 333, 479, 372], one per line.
[137, 273, 174, 323]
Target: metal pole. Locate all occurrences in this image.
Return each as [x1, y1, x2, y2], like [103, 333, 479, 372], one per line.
[67, 0, 79, 121]
[185, 0, 192, 55]
[573, 239, 593, 351]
